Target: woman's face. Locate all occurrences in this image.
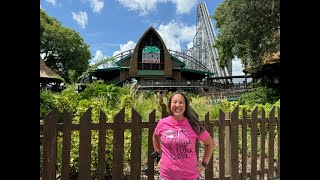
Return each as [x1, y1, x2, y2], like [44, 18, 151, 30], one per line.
[170, 94, 186, 119]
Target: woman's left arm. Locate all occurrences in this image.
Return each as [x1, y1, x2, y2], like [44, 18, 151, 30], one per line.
[201, 136, 215, 165]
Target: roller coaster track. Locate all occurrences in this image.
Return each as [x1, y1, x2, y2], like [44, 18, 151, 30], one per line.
[189, 2, 231, 78]
[108, 49, 211, 72]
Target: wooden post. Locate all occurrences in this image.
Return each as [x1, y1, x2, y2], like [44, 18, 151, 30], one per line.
[97, 110, 107, 180]
[251, 107, 258, 180]
[131, 108, 142, 180]
[112, 108, 125, 179]
[260, 109, 267, 180]
[218, 110, 226, 179]
[204, 113, 214, 179]
[61, 111, 72, 180]
[277, 107, 280, 178]
[79, 108, 92, 180]
[147, 110, 156, 180]
[225, 112, 231, 177]
[268, 107, 275, 179]
[242, 109, 248, 180]
[230, 106, 239, 180]
[42, 108, 58, 180]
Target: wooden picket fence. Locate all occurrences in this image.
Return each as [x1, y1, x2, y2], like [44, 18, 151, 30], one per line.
[40, 106, 280, 180]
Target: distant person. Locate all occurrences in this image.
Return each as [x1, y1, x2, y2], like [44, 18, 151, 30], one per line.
[152, 92, 215, 180]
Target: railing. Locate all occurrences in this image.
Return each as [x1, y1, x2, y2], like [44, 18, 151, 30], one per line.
[105, 49, 211, 73]
[113, 49, 134, 60]
[139, 80, 208, 88]
[168, 49, 211, 72]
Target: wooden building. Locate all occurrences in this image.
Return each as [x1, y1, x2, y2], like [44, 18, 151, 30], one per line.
[90, 27, 213, 91]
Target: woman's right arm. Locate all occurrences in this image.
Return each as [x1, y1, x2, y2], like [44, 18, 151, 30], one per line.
[152, 131, 161, 153]
[153, 131, 162, 167]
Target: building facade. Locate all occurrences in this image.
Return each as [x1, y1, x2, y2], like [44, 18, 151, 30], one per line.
[90, 27, 214, 92]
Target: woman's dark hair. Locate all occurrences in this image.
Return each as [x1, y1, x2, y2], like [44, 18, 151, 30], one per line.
[167, 92, 204, 135]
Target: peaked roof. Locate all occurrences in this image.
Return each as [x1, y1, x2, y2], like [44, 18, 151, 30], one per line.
[40, 56, 61, 79]
[136, 26, 169, 51]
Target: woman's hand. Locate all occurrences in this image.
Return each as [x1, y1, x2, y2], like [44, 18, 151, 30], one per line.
[156, 158, 162, 169]
[195, 161, 206, 172]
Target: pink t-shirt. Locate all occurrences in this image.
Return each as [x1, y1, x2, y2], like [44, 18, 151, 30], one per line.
[154, 115, 210, 180]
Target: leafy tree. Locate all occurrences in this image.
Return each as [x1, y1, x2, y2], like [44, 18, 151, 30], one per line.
[212, 0, 280, 68]
[40, 9, 91, 83]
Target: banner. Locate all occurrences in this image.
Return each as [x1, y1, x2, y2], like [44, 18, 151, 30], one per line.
[142, 46, 160, 64]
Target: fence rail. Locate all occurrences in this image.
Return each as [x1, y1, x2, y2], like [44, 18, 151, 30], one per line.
[40, 106, 280, 180]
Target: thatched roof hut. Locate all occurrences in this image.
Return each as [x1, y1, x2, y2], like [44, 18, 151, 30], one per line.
[40, 56, 61, 80]
[40, 56, 63, 91]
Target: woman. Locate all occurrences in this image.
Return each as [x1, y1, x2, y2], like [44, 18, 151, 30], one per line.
[153, 92, 215, 180]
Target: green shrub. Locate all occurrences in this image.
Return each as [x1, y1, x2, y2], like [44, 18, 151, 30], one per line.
[40, 90, 55, 121]
[239, 86, 280, 106]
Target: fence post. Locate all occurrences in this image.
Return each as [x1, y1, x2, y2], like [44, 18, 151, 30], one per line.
[61, 111, 72, 180]
[268, 107, 275, 179]
[204, 112, 214, 179]
[230, 106, 239, 180]
[251, 107, 258, 180]
[42, 108, 58, 180]
[112, 108, 125, 179]
[260, 108, 267, 179]
[97, 110, 107, 180]
[225, 111, 231, 177]
[277, 107, 280, 178]
[131, 108, 142, 180]
[218, 109, 226, 179]
[147, 110, 156, 180]
[79, 108, 92, 180]
[242, 109, 248, 180]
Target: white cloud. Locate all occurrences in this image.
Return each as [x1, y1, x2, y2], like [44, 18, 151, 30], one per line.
[90, 50, 105, 65]
[90, 0, 104, 14]
[156, 21, 196, 52]
[116, 0, 157, 16]
[117, 0, 197, 15]
[90, 50, 116, 68]
[180, 25, 197, 41]
[72, 11, 88, 29]
[45, 0, 57, 6]
[112, 41, 137, 57]
[171, 0, 197, 14]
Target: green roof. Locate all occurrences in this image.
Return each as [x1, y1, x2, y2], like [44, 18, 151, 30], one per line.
[170, 55, 185, 67]
[115, 54, 132, 66]
[181, 68, 214, 75]
[94, 67, 120, 72]
[137, 70, 165, 76]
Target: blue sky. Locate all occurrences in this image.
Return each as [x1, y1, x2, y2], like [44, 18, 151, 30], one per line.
[40, 0, 245, 76]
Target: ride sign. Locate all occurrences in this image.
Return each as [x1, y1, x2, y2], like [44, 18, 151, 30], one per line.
[142, 46, 160, 64]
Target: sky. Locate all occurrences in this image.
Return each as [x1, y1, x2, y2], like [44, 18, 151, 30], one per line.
[40, 0, 245, 76]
